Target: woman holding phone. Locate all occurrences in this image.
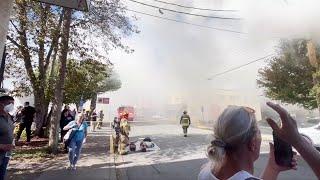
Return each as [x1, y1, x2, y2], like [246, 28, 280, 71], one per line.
[198, 103, 298, 180]
[63, 113, 88, 170]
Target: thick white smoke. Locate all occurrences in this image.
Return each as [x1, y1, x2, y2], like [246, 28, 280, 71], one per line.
[103, 0, 320, 121]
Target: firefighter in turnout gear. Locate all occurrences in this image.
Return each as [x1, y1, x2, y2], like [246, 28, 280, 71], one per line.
[180, 111, 191, 137]
[118, 112, 131, 155]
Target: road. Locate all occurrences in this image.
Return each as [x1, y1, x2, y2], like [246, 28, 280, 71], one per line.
[113, 119, 318, 180]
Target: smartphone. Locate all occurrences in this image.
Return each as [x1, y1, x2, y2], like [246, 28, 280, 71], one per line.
[273, 131, 293, 167]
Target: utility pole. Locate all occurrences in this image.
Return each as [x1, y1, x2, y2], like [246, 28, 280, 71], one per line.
[201, 106, 205, 122]
[0, 46, 7, 88]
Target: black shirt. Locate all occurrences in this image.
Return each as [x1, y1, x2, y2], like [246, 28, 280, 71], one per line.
[92, 112, 97, 121]
[21, 106, 36, 124]
[60, 114, 74, 129]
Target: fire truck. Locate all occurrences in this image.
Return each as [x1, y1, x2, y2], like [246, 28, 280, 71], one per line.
[117, 106, 135, 121]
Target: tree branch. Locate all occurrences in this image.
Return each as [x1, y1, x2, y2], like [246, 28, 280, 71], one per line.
[6, 35, 21, 49]
[17, 0, 38, 89]
[10, 20, 23, 35]
[38, 4, 50, 81]
[44, 9, 64, 72]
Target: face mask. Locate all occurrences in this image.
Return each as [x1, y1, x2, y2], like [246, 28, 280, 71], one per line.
[4, 103, 14, 113]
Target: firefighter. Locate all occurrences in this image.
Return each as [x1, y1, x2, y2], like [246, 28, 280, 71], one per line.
[118, 113, 131, 155]
[113, 117, 120, 152]
[180, 111, 191, 137]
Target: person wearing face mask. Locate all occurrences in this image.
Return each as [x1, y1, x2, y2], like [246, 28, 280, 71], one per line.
[0, 94, 15, 180]
[15, 102, 36, 143]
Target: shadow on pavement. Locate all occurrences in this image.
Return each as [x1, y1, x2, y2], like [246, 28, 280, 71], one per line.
[8, 127, 113, 180]
[117, 154, 317, 180]
[128, 133, 209, 163]
[119, 132, 317, 180]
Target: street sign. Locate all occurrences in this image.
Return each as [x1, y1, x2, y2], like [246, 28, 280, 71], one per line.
[35, 0, 90, 11]
[98, 97, 110, 104]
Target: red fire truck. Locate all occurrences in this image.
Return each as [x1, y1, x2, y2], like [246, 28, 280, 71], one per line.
[117, 106, 135, 121]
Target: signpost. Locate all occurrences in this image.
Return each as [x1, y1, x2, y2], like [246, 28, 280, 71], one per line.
[98, 97, 110, 104]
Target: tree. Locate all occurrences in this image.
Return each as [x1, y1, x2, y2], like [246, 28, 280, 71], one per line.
[306, 41, 320, 114]
[6, 1, 64, 136]
[64, 58, 121, 108]
[6, 0, 138, 151]
[48, 8, 72, 153]
[89, 70, 122, 112]
[257, 39, 318, 110]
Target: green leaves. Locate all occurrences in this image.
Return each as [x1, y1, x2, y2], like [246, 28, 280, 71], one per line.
[6, 0, 135, 102]
[258, 39, 317, 109]
[64, 59, 121, 105]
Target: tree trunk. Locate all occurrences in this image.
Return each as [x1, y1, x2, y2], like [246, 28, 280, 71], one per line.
[48, 8, 72, 154]
[88, 93, 98, 121]
[34, 88, 47, 136]
[0, 47, 7, 87]
[75, 102, 79, 112]
[90, 93, 97, 111]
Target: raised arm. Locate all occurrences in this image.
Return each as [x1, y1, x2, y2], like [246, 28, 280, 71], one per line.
[266, 102, 320, 178]
[63, 121, 74, 131]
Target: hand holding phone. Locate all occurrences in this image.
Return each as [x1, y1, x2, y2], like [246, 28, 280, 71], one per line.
[273, 131, 293, 167]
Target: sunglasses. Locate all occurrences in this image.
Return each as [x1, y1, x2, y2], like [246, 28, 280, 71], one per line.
[243, 106, 255, 114]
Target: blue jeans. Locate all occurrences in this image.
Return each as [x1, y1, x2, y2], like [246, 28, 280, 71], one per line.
[68, 138, 83, 166]
[0, 156, 9, 180]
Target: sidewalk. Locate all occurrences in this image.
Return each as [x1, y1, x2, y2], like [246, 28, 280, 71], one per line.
[37, 125, 115, 180]
[8, 124, 116, 180]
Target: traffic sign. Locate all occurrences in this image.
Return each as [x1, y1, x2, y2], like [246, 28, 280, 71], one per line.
[98, 97, 110, 104]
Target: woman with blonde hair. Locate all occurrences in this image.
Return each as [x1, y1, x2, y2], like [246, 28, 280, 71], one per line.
[63, 113, 88, 170]
[199, 103, 299, 180]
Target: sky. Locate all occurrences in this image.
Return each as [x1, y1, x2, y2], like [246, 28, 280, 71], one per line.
[103, 0, 320, 119]
[6, 0, 320, 119]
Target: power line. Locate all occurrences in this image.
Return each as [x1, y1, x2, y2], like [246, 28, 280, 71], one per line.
[125, 8, 246, 34]
[207, 54, 274, 80]
[152, 0, 238, 12]
[127, 0, 241, 20]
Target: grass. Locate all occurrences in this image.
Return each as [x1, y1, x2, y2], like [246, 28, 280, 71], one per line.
[12, 147, 53, 160]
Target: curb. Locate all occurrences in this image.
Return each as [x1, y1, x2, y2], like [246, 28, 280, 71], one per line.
[114, 154, 129, 180]
[110, 135, 114, 154]
[193, 124, 273, 142]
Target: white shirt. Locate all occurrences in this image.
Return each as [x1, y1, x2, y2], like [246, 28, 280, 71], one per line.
[198, 163, 261, 180]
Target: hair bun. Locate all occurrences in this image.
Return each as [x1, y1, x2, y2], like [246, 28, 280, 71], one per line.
[211, 139, 227, 148]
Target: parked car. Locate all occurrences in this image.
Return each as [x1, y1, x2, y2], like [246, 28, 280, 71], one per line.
[299, 123, 320, 151]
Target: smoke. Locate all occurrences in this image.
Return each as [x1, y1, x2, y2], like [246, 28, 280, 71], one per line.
[240, 0, 320, 40]
[103, 0, 320, 121]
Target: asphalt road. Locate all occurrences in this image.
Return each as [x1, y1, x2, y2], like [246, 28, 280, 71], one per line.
[114, 119, 318, 180]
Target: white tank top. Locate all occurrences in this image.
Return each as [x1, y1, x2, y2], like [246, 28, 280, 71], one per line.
[198, 163, 261, 180]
